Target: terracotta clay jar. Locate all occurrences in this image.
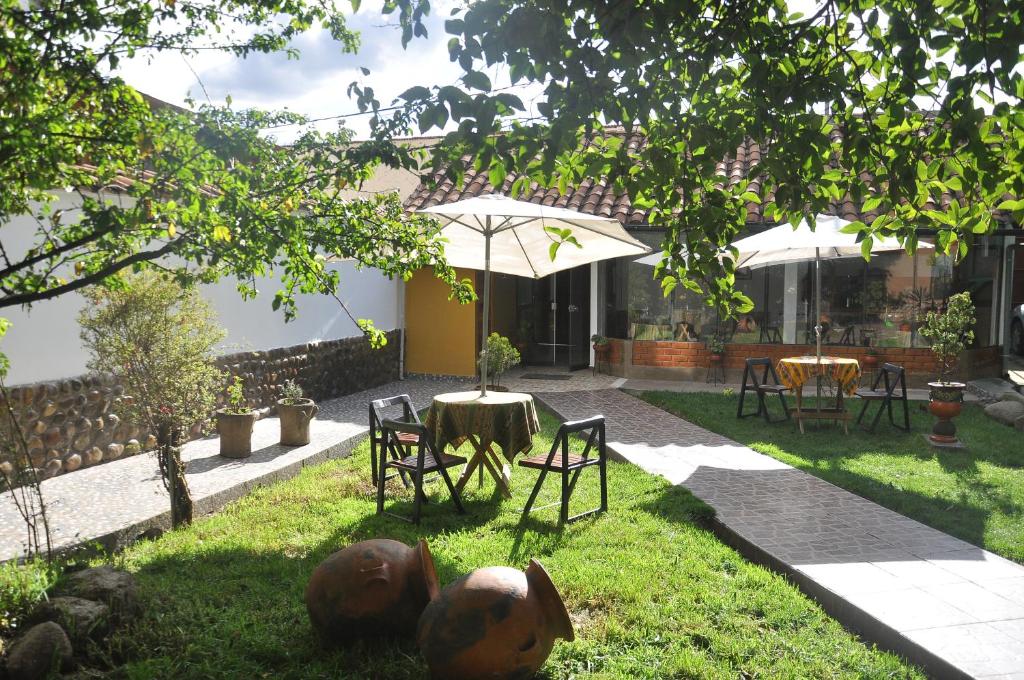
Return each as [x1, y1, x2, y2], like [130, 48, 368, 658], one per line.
[416, 559, 574, 680]
[305, 538, 439, 645]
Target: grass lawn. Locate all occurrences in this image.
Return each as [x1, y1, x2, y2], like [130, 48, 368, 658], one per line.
[638, 390, 1024, 564]
[2, 409, 921, 679]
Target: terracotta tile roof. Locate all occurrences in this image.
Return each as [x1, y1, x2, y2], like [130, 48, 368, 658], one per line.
[404, 130, 967, 227]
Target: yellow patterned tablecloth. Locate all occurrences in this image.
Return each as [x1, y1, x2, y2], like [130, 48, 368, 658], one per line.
[776, 356, 862, 396]
[425, 391, 540, 463]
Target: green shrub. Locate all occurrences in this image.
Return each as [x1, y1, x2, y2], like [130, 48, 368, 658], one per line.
[919, 291, 975, 383]
[483, 332, 521, 387]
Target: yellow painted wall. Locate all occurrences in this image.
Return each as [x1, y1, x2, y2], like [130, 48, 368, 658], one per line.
[405, 267, 479, 376]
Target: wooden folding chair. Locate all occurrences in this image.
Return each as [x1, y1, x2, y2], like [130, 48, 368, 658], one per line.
[369, 395, 422, 489]
[519, 416, 607, 524]
[737, 357, 791, 423]
[375, 419, 466, 525]
[855, 363, 910, 432]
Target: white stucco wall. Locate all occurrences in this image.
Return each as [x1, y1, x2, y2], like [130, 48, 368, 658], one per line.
[1, 193, 400, 385]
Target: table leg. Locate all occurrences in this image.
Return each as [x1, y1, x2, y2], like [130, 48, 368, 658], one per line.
[456, 436, 512, 499]
[454, 450, 483, 494]
[796, 386, 805, 434]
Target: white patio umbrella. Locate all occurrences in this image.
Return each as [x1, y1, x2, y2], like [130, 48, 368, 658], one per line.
[417, 194, 650, 396]
[729, 215, 933, 361]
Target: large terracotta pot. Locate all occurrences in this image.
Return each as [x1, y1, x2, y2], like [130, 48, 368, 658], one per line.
[927, 381, 966, 444]
[277, 398, 318, 446]
[305, 538, 438, 645]
[417, 559, 574, 680]
[216, 409, 257, 458]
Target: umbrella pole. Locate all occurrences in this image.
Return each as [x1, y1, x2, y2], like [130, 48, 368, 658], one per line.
[815, 247, 822, 409]
[480, 222, 492, 397]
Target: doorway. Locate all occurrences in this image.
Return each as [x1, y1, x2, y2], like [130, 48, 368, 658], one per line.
[516, 267, 590, 370]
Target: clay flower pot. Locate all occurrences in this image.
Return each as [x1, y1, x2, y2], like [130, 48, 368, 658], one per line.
[215, 409, 257, 458]
[417, 559, 574, 680]
[277, 398, 318, 446]
[927, 381, 966, 444]
[305, 538, 438, 645]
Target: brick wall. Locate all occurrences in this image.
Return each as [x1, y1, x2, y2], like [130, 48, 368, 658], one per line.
[620, 340, 1000, 385]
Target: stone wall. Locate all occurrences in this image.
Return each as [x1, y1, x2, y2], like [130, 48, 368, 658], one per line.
[0, 331, 399, 481]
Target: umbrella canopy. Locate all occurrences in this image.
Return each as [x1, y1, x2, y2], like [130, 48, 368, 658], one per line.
[731, 215, 932, 364]
[420, 194, 649, 279]
[417, 194, 650, 395]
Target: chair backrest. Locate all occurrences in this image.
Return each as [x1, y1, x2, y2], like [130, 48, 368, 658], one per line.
[370, 394, 420, 430]
[743, 357, 779, 387]
[873, 363, 907, 396]
[545, 416, 605, 468]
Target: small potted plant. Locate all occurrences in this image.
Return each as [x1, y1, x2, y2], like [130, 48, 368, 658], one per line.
[276, 379, 318, 446]
[482, 332, 521, 391]
[919, 291, 975, 445]
[216, 376, 258, 458]
[706, 335, 725, 364]
[863, 345, 881, 371]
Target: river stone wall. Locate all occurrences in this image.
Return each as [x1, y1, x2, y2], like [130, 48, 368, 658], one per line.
[0, 331, 399, 481]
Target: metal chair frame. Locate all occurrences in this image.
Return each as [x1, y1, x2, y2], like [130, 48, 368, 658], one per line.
[737, 357, 791, 423]
[855, 363, 910, 432]
[375, 419, 466, 525]
[520, 416, 607, 524]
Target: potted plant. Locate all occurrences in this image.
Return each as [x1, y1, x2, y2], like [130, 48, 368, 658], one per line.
[482, 332, 521, 391]
[919, 292, 976, 445]
[863, 345, 881, 371]
[706, 335, 725, 363]
[276, 379, 318, 446]
[216, 376, 258, 458]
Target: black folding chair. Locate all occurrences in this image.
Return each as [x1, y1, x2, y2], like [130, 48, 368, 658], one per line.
[758, 325, 783, 344]
[519, 416, 607, 524]
[737, 357, 791, 423]
[369, 395, 422, 489]
[855, 363, 910, 432]
[375, 420, 466, 524]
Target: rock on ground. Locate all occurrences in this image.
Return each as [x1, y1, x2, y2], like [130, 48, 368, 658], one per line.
[28, 596, 110, 646]
[60, 566, 139, 622]
[5, 621, 73, 680]
[984, 399, 1024, 427]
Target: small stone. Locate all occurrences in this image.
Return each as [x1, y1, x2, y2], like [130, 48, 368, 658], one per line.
[73, 432, 92, 450]
[43, 459, 61, 478]
[45, 449, 60, 461]
[29, 451, 46, 468]
[105, 443, 124, 461]
[31, 420, 46, 434]
[105, 413, 120, 428]
[124, 439, 141, 456]
[42, 427, 62, 447]
[144, 434, 157, 449]
[26, 436, 42, 453]
[985, 400, 1024, 427]
[0, 460, 13, 478]
[5, 621, 72, 680]
[29, 596, 110, 646]
[93, 417, 104, 431]
[85, 447, 103, 465]
[64, 454, 82, 472]
[61, 566, 139, 622]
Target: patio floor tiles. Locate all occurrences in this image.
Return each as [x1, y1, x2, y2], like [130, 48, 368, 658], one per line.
[533, 388, 1024, 679]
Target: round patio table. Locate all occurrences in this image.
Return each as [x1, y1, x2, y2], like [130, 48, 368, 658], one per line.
[776, 356, 861, 434]
[425, 391, 540, 498]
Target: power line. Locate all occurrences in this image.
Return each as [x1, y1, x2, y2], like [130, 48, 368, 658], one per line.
[257, 81, 546, 130]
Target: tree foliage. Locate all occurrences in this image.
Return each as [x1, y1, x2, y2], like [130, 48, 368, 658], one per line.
[78, 271, 225, 525]
[369, 0, 1023, 315]
[0, 0, 473, 339]
[920, 291, 976, 382]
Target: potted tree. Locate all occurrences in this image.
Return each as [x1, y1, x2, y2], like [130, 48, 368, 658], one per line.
[706, 335, 725, 364]
[217, 376, 258, 458]
[79, 271, 224, 527]
[919, 292, 976, 445]
[482, 332, 521, 391]
[591, 333, 610, 361]
[277, 379, 318, 446]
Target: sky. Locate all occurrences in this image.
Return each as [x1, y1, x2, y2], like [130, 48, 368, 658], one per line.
[114, 0, 545, 143]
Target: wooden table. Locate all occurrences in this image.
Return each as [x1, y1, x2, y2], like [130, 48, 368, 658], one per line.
[776, 356, 862, 434]
[424, 391, 540, 498]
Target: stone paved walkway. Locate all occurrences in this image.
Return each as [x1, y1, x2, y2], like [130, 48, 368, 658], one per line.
[0, 376, 470, 562]
[535, 389, 1024, 680]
